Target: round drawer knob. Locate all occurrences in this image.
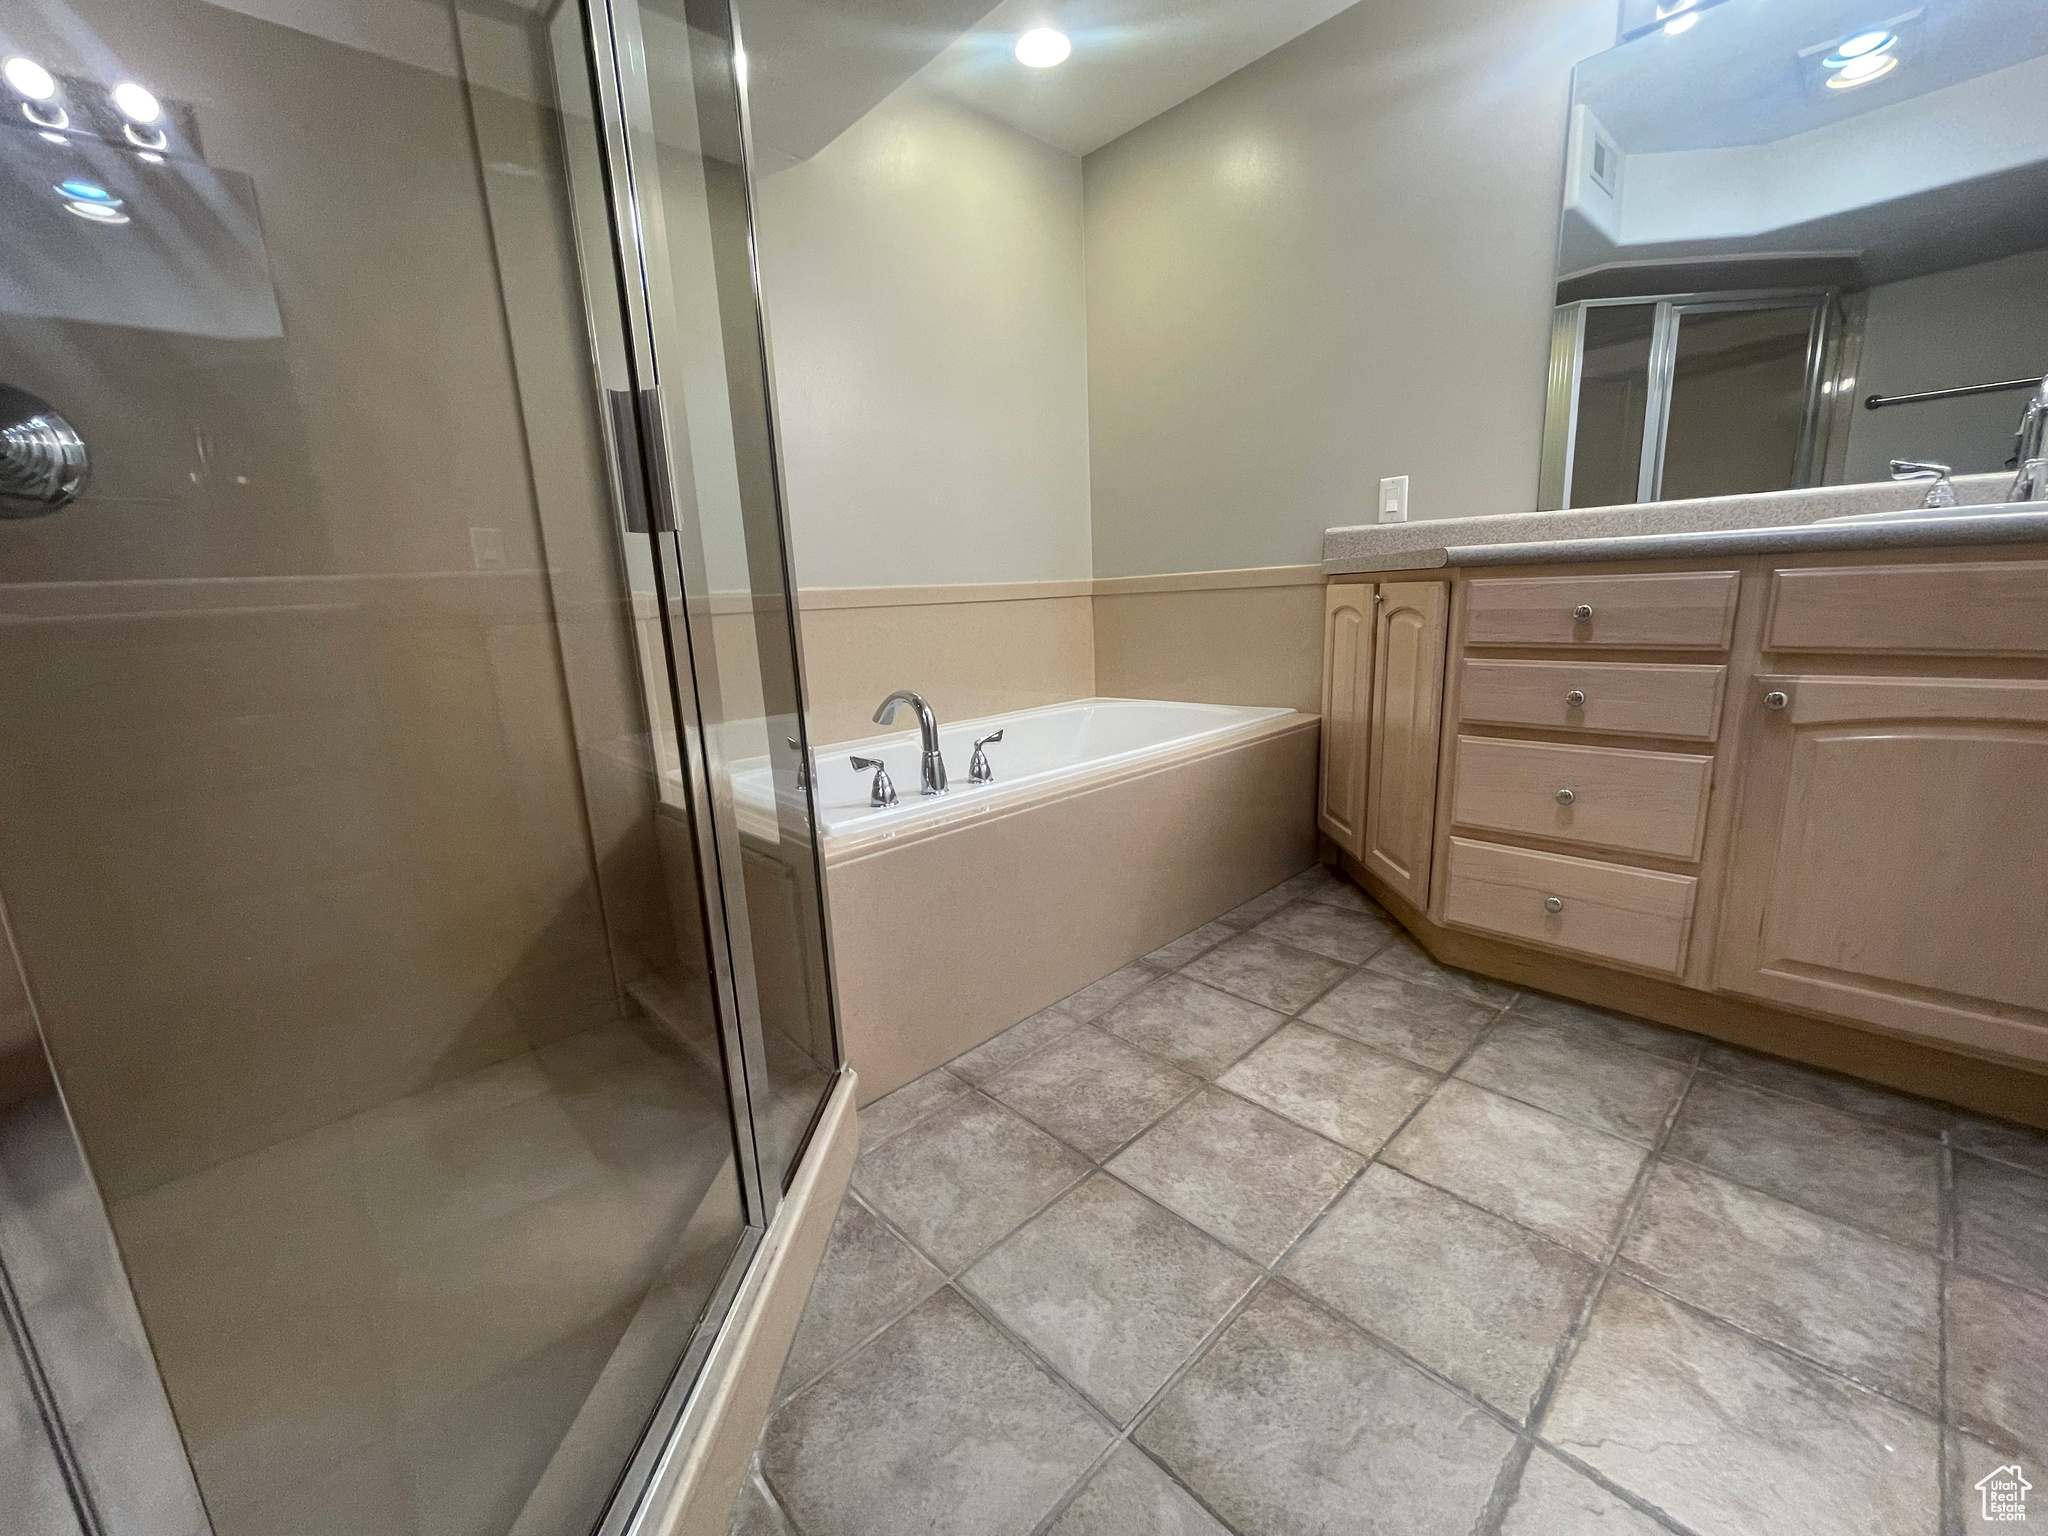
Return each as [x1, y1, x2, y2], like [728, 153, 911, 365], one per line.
[1555, 787, 1575, 806]
[1565, 689, 1587, 709]
[1543, 895, 1565, 914]
[1764, 690, 1789, 711]
[1572, 604, 1594, 621]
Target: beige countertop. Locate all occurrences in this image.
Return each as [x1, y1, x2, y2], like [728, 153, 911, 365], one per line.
[1321, 474, 2047, 573]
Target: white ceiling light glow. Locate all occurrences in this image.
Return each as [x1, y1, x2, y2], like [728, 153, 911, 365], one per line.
[3, 55, 57, 101]
[1826, 51, 1898, 86]
[111, 81, 161, 122]
[1014, 27, 1072, 69]
[1664, 12, 1700, 34]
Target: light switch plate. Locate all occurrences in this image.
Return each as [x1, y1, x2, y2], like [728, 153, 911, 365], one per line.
[1379, 475, 1409, 523]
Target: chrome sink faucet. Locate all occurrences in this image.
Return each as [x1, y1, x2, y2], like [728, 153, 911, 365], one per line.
[873, 690, 946, 795]
[2009, 376, 2048, 502]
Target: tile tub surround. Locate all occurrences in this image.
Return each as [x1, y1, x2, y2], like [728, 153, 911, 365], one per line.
[1322, 471, 2022, 574]
[741, 865, 2048, 1536]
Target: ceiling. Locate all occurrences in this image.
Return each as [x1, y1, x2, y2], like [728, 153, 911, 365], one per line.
[1577, 0, 2048, 153]
[915, 0, 1363, 158]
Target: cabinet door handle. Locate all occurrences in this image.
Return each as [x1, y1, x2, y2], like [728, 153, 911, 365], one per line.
[1572, 604, 1594, 621]
[1543, 895, 1565, 914]
[1555, 788, 1575, 805]
[1565, 689, 1587, 709]
[1764, 690, 1789, 711]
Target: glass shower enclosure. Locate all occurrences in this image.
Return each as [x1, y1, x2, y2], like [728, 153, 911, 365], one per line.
[0, 0, 838, 1532]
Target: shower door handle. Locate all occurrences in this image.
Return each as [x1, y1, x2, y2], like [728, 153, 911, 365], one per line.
[604, 386, 676, 535]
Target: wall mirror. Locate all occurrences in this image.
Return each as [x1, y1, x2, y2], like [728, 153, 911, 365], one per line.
[1540, 0, 2048, 509]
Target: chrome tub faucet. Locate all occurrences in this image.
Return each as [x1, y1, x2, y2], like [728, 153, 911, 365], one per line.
[2010, 376, 2048, 502]
[969, 729, 1003, 783]
[873, 690, 947, 795]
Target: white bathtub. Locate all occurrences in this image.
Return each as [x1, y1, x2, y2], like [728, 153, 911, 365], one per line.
[730, 697, 1294, 844]
[744, 694, 1320, 1103]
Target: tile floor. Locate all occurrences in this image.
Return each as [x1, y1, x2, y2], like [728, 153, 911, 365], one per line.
[741, 864, 2048, 1536]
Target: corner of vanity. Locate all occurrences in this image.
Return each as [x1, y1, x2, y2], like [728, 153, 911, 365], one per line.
[1317, 493, 2048, 1128]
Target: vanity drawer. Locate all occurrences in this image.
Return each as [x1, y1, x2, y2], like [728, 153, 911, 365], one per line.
[1465, 571, 1739, 650]
[1451, 737, 1713, 861]
[1459, 659, 1727, 740]
[1442, 837, 1697, 976]
[1766, 561, 2048, 657]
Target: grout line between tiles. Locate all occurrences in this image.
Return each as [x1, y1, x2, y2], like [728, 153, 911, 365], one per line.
[1939, 1134, 1958, 1536]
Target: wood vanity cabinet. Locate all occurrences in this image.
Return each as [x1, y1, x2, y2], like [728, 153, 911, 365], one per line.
[1713, 563, 2048, 1066]
[1318, 579, 1449, 908]
[1321, 550, 2048, 1081]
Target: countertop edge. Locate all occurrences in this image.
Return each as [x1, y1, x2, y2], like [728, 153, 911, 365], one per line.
[1322, 510, 2048, 574]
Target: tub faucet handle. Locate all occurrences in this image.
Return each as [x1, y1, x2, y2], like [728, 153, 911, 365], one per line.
[969, 729, 1004, 784]
[849, 756, 898, 808]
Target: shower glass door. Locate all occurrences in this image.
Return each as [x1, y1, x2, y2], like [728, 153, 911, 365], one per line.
[0, 0, 835, 1533]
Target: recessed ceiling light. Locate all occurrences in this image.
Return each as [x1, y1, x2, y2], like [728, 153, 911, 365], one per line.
[1827, 51, 1898, 87]
[3, 55, 57, 101]
[1664, 12, 1700, 34]
[64, 199, 128, 223]
[1828, 29, 1896, 63]
[111, 81, 161, 123]
[1014, 27, 1071, 68]
[57, 178, 115, 202]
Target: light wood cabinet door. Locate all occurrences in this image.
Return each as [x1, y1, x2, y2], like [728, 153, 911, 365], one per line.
[1318, 582, 1374, 858]
[1363, 581, 1450, 907]
[1715, 674, 2048, 1065]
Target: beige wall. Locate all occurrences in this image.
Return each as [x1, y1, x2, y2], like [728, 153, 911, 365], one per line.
[797, 586, 1096, 744]
[1082, 0, 1616, 576]
[785, 567, 1325, 747]
[753, 86, 1094, 590]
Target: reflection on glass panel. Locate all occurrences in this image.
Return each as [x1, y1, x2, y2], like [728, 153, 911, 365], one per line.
[0, 2, 754, 1532]
[628, 0, 839, 1191]
[1661, 305, 1816, 501]
[1569, 304, 1656, 510]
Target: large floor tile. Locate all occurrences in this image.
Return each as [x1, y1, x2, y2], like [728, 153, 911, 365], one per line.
[1953, 1153, 2048, 1292]
[853, 1094, 1089, 1270]
[948, 1007, 1084, 1087]
[1302, 970, 1500, 1071]
[1284, 1165, 1597, 1422]
[1544, 1279, 1940, 1536]
[1698, 1044, 1951, 1138]
[1059, 962, 1165, 1023]
[1498, 1448, 1670, 1536]
[1214, 882, 1300, 928]
[1383, 1080, 1647, 1257]
[1364, 934, 1518, 1007]
[726, 1468, 792, 1536]
[1218, 1023, 1436, 1154]
[1181, 932, 1349, 1014]
[1137, 1285, 1515, 1536]
[1145, 921, 1237, 971]
[1665, 1074, 1940, 1248]
[1618, 1159, 1939, 1410]
[961, 1175, 1258, 1424]
[1508, 992, 1701, 1062]
[1251, 899, 1397, 965]
[984, 1027, 1200, 1160]
[1098, 974, 1287, 1078]
[1045, 1443, 1229, 1536]
[1108, 1089, 1363, 1264]
[776, 1196, 945, 1402]
[1948, 1272, 2048, 1460]
[1277, 864, 1375, 912]
[1949, 1116, 2048, 1179]
[1457, 1013, 1688, 1144]
[857, 1068, 966, 1152]
[761, 1289, 1110, 1536]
